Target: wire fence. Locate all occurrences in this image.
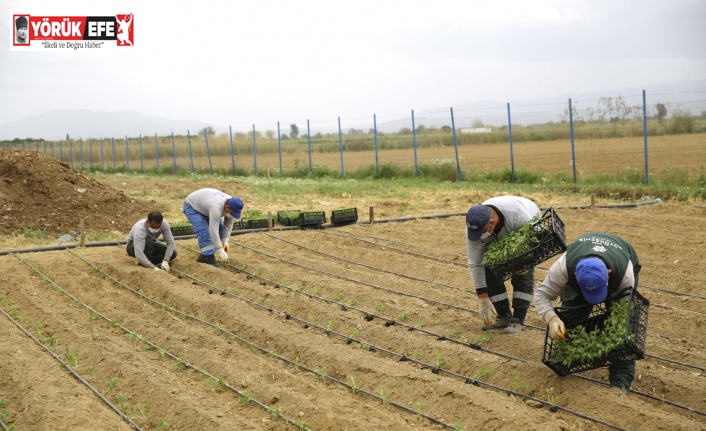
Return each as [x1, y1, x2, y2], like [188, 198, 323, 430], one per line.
[2, 90, 705, 185]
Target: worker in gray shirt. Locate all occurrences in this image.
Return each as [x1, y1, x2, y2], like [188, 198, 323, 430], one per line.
[183, 188, 243, 267]
[126, 211, 176, 272]
[466, 195, 541, 334]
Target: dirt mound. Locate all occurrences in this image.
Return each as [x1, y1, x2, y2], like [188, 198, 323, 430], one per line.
[0, 149, 162, 237]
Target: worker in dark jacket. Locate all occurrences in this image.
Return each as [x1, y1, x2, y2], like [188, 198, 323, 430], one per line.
[534, 231, 641, 394]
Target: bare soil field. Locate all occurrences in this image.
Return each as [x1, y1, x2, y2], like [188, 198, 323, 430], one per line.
[1, 153, 705, 431]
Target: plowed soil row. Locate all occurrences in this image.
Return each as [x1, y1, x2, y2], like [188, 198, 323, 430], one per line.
[1, 203, 705, 431]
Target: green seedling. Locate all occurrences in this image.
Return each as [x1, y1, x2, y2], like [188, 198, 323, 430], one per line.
[255, 267, 264, 276]
[295, 420, 309, 431]
[397, 310, 409, 321]
[131, 403, 150, 421]
[106, 377, 118, 391]
[373, 301, 385, 313]
[315, 369, 327, 383]
[157, 349, 166, 360]
[345, 297, 356, 307]
[482, 215, 543, 265]
[474, 366, 491, 380]
[114, 393, 131, 409]
[377, 388, 389, 405]
[509, 374, 530, 394]
[156, 418, 171, 430]
[312, 287, 321, 296]
[269, 405, 282, 422]
[176, 358, 187, 369]
[414, 320, 426, 329]
[350, 328, 360, 339]
[476, 333, 492, 345]
[412, 349, 425, 359]
[333, 291, 344, 301]
[64, 346, 78, 367]
[413, 400, 423, 417]
[293, 356, 301, 370]
[453, 423, 467, 431]
[434, 349, 446, 367]
[551, 300, 634, 367]
[211, 377, 225, 393]
[360, 342, 370, 351]
[349, 376, 358, 394]
[445, 326, 462, 338]
[86, 365, 97, 378]
[544, 387, 557, 407]
[238, 391, 252, 406]
[326, 320, 335, 332]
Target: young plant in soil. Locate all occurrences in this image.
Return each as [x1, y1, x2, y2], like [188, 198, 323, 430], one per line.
[269, 405, 282, 422]
[377, 388, 389, 405]
[155, 418, 171, 430]
[551, 300, 633, 367]
[482, 215, 543, 266]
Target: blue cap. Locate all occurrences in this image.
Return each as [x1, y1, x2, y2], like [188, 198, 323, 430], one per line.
[576, 257, 608, 304]
[228, 197, 243, 219]
[466, 205, 490, 241]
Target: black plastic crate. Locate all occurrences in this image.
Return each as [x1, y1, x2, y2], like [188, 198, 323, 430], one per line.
[244, 219, 270, 229]
[170, 223, 194, 236]
[277, 210, 302, 226]
[331, 208, 358, 225]
[299, 211, 326, 226]
[542, 290, 650, 376]
[486, 208, 566, 283]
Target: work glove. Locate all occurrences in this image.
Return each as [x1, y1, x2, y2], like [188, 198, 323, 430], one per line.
[153, 266, 163, 272]
[216, 247, 229, 263]
[222, 238, 230, 253]
[478, 297, 497, 325]
[548, 316, 566, 340]
[160, 260, 170, 273]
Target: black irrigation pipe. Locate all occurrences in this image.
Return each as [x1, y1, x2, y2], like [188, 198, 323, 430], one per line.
[168, 253, 634, 431]
[264, 231, 477, 295]
[176, 244, 706, 420]
[18, 250, 308, 431]
[68, 249, 460, 430]
[0, 419, 7, 431]
[255, 232, 706, 372]
[177, 243, 527, 364]
[4, 255, 145, 431]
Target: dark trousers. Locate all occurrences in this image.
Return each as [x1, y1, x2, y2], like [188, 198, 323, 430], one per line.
[485, 267, 535, 324]
[127, 238, 176, 265]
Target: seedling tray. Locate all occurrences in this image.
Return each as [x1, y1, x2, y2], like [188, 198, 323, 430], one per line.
[542, 290, 649, 376]
[170, 223, 194, 236]
[331, 208, 358, 225]
[277, 210, 302, 227]
[486, 208, 566, 283]
[244, 219, 270, 229]
[299, 211, 326, 226]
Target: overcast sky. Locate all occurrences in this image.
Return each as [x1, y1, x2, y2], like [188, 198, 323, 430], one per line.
[2, 0, 705, 131]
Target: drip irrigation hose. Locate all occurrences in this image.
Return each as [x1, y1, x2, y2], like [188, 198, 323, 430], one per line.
[17, 250, 307, 430]
[3, 258, 145, 431]
[176, 243, 706, 418]
[66, 249, 459, 430]
[244, 233, 706, 372]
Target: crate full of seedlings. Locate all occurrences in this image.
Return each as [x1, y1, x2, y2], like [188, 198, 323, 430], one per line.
[299, 211, 326, 227]
[277, 210, 302, 227]
[542, 290, 650, 376]
[483, 208, 566, 283]
[331, 208, 358, 225]
[244, 219, 270, 229]
[170, 222, 194, 236]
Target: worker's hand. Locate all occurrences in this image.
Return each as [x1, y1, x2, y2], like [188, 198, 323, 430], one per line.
[478, 297, 497, 325]
[222, 238, 230, 253]
[548, 316, 566, 340]
[153, 266, 163, 272]
[160, 260, 170, 273]
[216, 248, 229, 262]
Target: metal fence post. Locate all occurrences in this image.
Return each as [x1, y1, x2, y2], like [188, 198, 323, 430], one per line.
[252, 124, 258, 175]
[338, 116, 345, 177]
[204, 129, 213, 173]
[507, 103, 516, 183]
[569, 98, 577, 183]
[412, 110, 419, 176]
[307, 119, 312, 173]
[277, 121, 283, 176]
[374, 113, 379, 176]
[154, 133, 159, 172]
[125, 135, 129, 171]
[171, 132, 177, 174]
[139, 134, 144, 172]
[642, 89, 650, 185]
[450, 107, 465, 181]
[187, 130, 195, 173]
[229, 125, 236, 175]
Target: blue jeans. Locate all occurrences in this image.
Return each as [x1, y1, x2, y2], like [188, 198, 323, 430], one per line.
[183, 202, 225, 256]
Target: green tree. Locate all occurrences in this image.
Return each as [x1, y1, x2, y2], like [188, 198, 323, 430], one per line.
[200, 126, 215, 137]
[655, 103, 667, 121]
[290, 124, 299, 139]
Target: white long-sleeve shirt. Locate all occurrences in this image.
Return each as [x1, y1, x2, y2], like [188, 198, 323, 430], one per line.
[465, 196, 541, 294]
[184, 188, 236, 251]
[126, 218, 175, 268]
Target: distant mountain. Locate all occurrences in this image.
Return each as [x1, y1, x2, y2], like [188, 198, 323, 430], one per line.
[0, 110, 211, 141]
[2, 79, 704, 140]
[375, 78, 706, 133]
